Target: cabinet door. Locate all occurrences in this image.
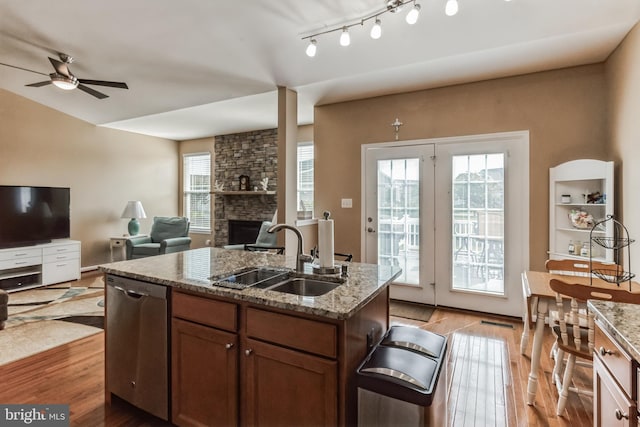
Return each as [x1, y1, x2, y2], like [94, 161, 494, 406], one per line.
[172, 318, 238, 427]
[594, 355, 637, 427]
[243, 338, 337, 427]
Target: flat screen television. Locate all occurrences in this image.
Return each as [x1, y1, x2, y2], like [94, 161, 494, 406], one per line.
[0, 186, 70, 249]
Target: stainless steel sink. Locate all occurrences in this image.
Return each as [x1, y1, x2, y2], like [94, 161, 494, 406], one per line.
[212, 267, 289, 290]
[268, 277, 340, 297]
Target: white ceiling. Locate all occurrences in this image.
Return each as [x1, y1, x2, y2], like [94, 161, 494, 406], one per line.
[1, 0, 639, 141]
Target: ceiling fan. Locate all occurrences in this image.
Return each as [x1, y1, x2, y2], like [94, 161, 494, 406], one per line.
[0, 53, 128, 99]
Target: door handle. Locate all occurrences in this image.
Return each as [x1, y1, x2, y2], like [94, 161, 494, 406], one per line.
[367, 227, 376, 233]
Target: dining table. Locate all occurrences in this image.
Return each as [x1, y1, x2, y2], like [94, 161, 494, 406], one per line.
[520, 270, 640, 405]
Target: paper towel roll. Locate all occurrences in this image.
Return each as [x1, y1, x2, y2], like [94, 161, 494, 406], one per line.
[318, 219, 334, 268]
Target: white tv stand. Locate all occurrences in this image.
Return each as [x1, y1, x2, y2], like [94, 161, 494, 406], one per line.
[0, 240, 81, 292]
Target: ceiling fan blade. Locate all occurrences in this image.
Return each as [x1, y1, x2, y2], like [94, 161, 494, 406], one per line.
[48, 57, 70, 77]
[77, 84, 108, 99]
[78, 79, 128, 89]
[0, 62, 48, 76]
[26, 80, 52, 87]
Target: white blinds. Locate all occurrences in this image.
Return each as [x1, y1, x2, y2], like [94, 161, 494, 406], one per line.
[297, 143, 314, 213]
[183, 153, 211, 232]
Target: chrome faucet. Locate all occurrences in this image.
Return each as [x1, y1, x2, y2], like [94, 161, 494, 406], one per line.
[267, 223, 313, 272]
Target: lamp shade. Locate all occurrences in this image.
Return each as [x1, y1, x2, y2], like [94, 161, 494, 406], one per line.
[121, 201, 147, 236]
[121, 201, 147, 219]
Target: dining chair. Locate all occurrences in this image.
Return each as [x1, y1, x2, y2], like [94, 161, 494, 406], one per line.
[548, 278, 640, 415]
[545, 259, 621, 364]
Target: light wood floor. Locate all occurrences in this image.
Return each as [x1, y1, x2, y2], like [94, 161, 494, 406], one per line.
[0, 305, 592, 426]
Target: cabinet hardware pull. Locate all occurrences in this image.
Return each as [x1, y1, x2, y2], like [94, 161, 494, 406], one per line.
[245, 349, 253, 356]
[599, 346, 614, 356]
[615, 409, 629, 420]
[225, 343, 234, 349]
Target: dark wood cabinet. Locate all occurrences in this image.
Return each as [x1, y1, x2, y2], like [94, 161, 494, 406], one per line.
[242, 338, 337, 426]
[171, 287, 389, 426]
[171, 318, 238, 427]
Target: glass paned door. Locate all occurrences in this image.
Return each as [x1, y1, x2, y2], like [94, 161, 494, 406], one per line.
[364, 144, 435, 305]
[364, 132, 529, 317]
[452, 154, 505, 295]
[377, 158, 420, 284]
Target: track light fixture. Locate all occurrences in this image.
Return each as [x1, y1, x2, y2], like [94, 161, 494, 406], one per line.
[370, 18, 382, 39]
[406, 3, 421, 24]
[301, 0, 421, 56]
[305, 39, 317, 57]
[339, 27, 351, 46]
[300, 0, 493, 56]
[445, 0, 459, 16]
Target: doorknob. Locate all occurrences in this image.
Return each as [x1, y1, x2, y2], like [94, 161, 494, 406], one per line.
[367, 227, 376, 233]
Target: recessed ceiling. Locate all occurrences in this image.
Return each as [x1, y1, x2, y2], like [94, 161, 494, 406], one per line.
[1, 0, 639, 141]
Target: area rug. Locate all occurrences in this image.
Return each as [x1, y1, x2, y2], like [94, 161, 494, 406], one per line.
[389, 299, 434, 322]
[0, 274, 104, 366]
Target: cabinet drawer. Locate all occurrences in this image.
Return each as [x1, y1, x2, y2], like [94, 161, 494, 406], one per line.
[246, 308, 337, 358]
[173, 292, 237, 332]
[0, 247, 41, 262]
[43, 251, 79, 263]
[43, 243, 80, 256]
[0, 256, 41, 270]
[42, 258, 80, 285]
[595, 320, 633, 396]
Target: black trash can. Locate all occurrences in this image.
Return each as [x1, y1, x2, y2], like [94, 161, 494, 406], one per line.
[357, 326, 447, 427]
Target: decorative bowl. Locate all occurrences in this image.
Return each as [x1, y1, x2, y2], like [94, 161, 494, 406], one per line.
[569, 209, 594, 229]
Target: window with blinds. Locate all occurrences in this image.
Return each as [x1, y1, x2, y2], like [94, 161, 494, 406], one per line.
[183, 153, 211, 233]
[297, 142, 314, 213]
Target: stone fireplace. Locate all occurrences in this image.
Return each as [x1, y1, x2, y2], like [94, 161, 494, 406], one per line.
[214, 128, 278, 247]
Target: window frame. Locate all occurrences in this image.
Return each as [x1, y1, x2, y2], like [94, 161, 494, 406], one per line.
[297, 141, 314, 215]
[183, 152, 212, 234]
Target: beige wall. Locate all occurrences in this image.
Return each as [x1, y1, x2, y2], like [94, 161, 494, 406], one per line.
[0, 89, 179, 268]
[179, 137, 215, 248]
[606, 21, 640, 271]
[314, 65, 610, 269]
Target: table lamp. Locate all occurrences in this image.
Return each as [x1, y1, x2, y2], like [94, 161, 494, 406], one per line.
[121, 201, 146, 236]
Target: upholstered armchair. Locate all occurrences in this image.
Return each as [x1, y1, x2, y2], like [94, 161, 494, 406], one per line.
[126, 216, 192, 260]
[223, 221, 284, 254]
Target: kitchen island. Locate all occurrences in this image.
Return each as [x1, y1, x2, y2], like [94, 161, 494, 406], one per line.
[100, 247, 401, 427]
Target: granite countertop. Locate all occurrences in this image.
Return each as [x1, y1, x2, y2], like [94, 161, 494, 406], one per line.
[99, 247, 401, 320]
[588, 300, 640, 362]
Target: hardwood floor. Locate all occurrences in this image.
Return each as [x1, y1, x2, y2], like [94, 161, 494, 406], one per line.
[0, 307, 592, 426]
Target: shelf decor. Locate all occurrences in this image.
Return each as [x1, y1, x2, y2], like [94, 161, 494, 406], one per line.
[589, 215, 635, 290]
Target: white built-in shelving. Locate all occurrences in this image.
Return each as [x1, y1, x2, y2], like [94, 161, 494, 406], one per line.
[549, 159, 614, 263]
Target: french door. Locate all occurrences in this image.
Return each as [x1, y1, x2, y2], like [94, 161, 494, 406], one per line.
[363, 132, 529, 317]
[363, 144, 436, 304]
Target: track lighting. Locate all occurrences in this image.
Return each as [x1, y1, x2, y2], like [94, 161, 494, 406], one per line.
[370, 18, 382, 39]
[302, 0, 491, 56]
[339, 27, 351, 46]
[305, 39, 317, 57]
[406, 3, 421, 24]
[445, 0, 459, 16]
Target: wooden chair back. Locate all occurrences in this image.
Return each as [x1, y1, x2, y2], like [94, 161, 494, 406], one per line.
[545, 259, 621, 277]
[549, 278, 640, 354]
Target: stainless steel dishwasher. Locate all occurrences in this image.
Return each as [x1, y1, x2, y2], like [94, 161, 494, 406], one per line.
[106, 274, 168, 420]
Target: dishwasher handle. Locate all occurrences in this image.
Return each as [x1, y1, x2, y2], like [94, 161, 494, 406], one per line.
[112, 284, 149, 299]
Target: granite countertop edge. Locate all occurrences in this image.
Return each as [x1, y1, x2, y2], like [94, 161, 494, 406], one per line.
[588, 300, 640, 362]
[99, 248, 401, 321]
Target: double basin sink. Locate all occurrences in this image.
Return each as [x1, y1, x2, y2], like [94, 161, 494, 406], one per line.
[212, 267, 342, 297]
